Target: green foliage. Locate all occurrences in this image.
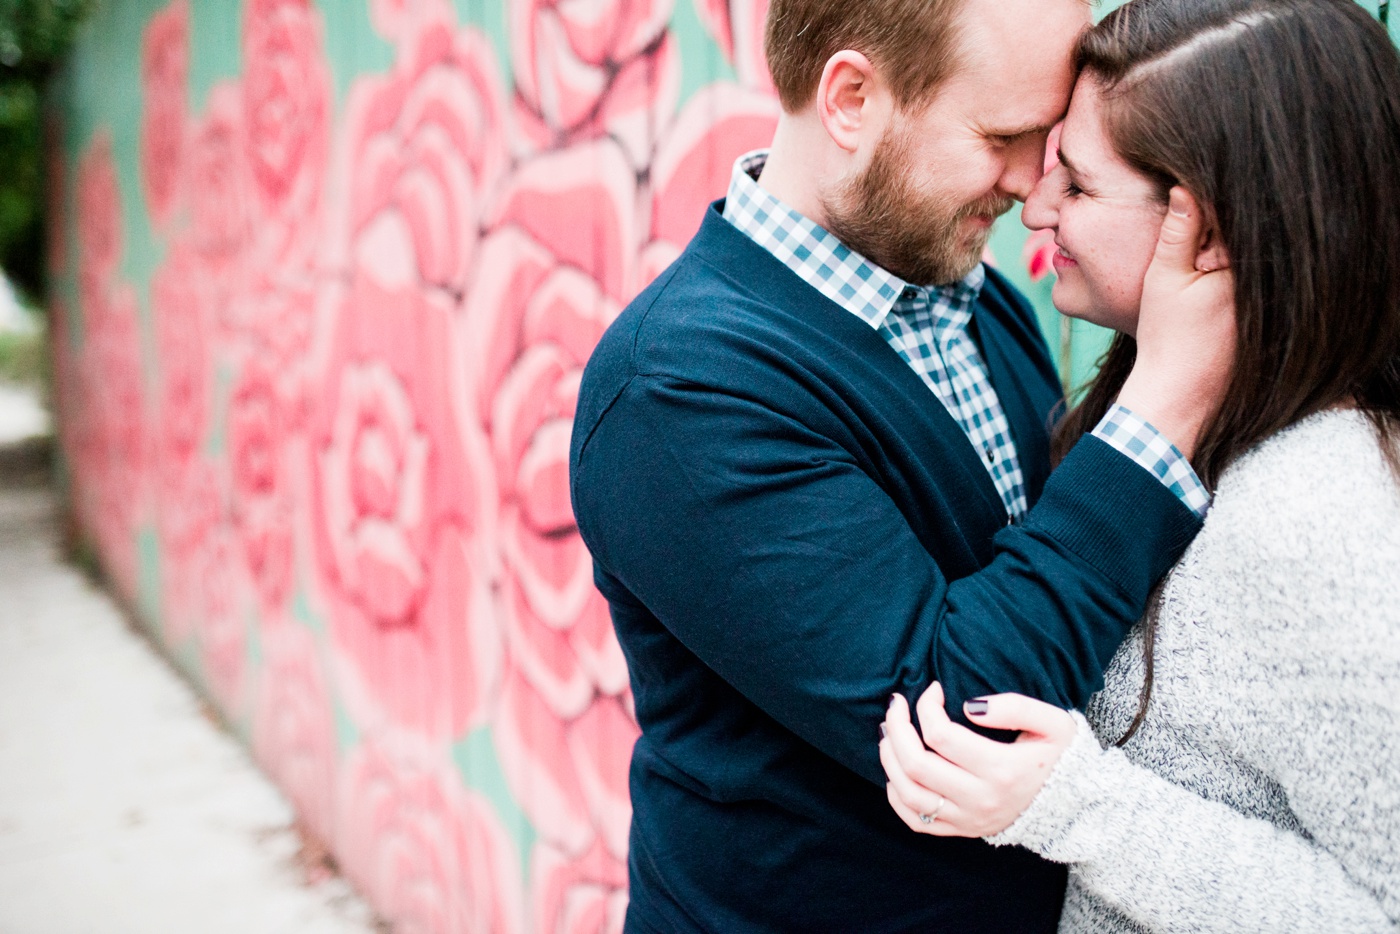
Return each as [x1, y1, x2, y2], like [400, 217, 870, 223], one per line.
[0, 326, 46, 383]
[0, 0, 91, 305]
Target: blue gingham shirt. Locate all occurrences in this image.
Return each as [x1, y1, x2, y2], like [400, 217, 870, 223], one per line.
[722, 151, 1210, 519]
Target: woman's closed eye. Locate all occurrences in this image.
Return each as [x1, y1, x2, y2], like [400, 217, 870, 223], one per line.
[1062, 178, 1086, 198]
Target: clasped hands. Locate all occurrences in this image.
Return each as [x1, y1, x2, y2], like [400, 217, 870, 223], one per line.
[878, 683, 1077, 838]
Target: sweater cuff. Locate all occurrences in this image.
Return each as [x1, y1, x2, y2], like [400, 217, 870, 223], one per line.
[1092, 404, 1211, 518]
[1021, 434, 1202, 604]
[986, 710, 1103, 855]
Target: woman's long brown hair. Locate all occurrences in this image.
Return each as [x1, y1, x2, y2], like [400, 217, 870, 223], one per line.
[1048, 0, 1400, 744]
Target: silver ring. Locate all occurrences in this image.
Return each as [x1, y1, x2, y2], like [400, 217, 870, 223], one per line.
[919, 796, 945, 824]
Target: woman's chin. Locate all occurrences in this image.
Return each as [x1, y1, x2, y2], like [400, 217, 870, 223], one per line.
[1049, 282, 1091, 324]
[1050, 288, 1137, 336]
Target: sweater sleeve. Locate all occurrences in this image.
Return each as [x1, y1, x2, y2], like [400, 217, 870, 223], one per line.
[988, 429, 1400, 932]
[989, 715, 1397, 933]
[572, 373, 1200, 787]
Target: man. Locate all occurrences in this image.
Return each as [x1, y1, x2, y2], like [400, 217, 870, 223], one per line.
[570, 0, 1232, 930]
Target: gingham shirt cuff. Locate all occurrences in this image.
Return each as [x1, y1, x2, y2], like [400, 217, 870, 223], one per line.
[1092, 404, 1211, 518]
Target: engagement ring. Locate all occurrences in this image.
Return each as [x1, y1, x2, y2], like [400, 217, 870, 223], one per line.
[919, 796, 945, 824]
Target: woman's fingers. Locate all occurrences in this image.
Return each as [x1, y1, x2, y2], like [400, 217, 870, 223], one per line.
[885, 782, 966, 837]
[879, 734, 950, 819]
[964, 693, 1078, 744]
[913, 682, 1002, 772]
[881, 689, 1077, 839]
[887, 693, 957, 783]
[883, 693, 979, 803]
[1151, 185, 1205, 276]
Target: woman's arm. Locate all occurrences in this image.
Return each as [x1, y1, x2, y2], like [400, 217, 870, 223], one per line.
[881, 686, 1398, 933]
[995, 711, 1395, 933]
[884, 425, 1400, 931]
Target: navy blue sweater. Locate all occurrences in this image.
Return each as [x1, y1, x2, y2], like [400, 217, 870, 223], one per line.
[570, 204, 1202, 933]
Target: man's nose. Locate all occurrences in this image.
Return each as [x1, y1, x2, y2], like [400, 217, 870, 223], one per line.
[997, 137, 1050, 203]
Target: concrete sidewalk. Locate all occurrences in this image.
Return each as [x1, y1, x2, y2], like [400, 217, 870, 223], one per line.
[0, 390, 379, 932]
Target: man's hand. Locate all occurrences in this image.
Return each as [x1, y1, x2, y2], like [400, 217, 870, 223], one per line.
[1117, 186, 1237, 461]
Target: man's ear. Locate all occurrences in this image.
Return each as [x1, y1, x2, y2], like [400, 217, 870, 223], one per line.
[817, 50, 880, 154]
[1195, 225, 1231, 273]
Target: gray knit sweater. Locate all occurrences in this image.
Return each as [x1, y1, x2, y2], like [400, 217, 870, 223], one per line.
[990, 410, 1400, 932]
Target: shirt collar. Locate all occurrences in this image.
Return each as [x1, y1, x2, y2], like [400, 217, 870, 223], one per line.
[722, 149, 986, 330]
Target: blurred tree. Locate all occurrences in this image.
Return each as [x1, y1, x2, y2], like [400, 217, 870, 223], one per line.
[0, 0, 90, 305]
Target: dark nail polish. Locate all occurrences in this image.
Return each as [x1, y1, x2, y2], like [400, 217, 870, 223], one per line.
[965, 699, 990, 716]
[878, 724, 887, 740]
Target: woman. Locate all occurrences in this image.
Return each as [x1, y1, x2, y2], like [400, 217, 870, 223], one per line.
[879, 0, 1400, 930]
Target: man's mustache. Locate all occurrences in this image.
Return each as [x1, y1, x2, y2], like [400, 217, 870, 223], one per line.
[955, 194, 1016, 222]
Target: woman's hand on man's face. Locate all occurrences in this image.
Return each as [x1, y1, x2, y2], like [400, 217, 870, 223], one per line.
[879, 684, 1077, 838]
[1117, 185, 1238, 460]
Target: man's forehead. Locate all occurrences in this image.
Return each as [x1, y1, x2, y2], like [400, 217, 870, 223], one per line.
[960, 0, 1093, 37]
[954, 0, 1089, 79]
[937, 0, 1085, 126]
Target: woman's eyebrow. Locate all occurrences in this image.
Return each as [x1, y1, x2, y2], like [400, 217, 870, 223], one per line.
[1058, 145, 1089, 179]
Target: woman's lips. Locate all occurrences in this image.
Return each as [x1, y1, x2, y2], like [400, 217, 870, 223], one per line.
[1052, 247, 1078, 270]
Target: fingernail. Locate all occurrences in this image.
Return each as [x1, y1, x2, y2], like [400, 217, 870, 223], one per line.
[889, 693, 899, 710]
[878, 723, 887, 740]
[1169, 188, 1189, 216]
[965, 698, 990, 716]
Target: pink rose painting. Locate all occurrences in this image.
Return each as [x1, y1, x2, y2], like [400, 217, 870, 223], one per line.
[311, 287, 501, 739]
[337, 740, 525, 934]
[531, 839, 629, 934]
[152, 245, 212, 469]
[509, 0, 680, 167]
[75, 131, 123, 321]
[694, 0, 773, 93]
[74, 135, 151, 604]
[367, 0, 457, 47]
[82, 285, 151, 604]
[332, 15, 505, 294]
[193, 529, 251, 714]
[254, 623, 339, 844]
[309, 12, 514, 744]
[229, 353, 296, 617]
[155, 456, 222, 644]
[462, 138, 641, 913]
[643, 81, 779, 282]
[140, 0, 189, 229]
[241, 0, 331, 267]
[187, 81, 255, 301]
[228, 275, 325, 432]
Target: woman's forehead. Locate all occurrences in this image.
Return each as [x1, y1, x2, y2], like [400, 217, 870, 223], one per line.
[1058, 77, 1114, 176]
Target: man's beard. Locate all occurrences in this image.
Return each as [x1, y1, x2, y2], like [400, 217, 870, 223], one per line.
[822, 124, 1014, 286]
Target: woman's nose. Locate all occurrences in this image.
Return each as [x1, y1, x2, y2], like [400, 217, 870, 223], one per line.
[1021, 167, 1062, 232]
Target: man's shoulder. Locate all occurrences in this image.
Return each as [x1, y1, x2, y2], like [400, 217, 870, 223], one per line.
[586, 232, 826, 389]
[572, 240, 804, 452]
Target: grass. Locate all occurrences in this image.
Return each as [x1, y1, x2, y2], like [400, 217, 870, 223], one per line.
[0, 326, 46, 386]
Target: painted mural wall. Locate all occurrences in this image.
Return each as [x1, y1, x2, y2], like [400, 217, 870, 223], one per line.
[43, 0, 1397, 930]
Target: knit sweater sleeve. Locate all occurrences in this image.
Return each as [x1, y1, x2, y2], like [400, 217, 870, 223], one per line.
[988, 418, 1400, 932]
[989, 715, 1396, 933]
